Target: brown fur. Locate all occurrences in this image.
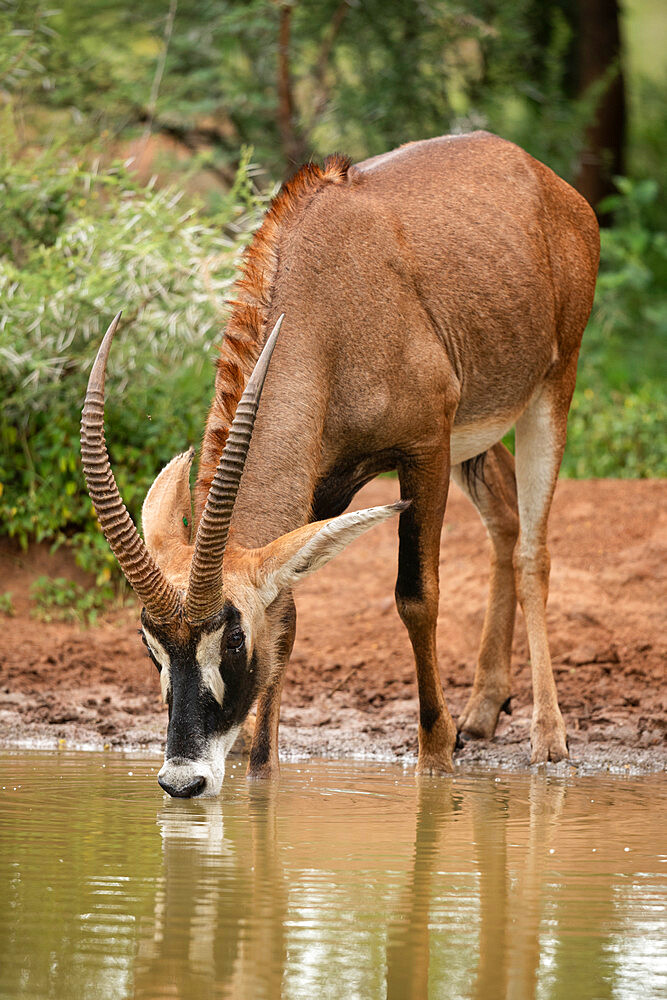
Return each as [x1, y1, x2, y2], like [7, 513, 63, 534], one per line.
[195, 154, 352, 524]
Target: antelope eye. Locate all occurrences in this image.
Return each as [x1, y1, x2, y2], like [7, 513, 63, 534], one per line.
[226, 627, 245, 653]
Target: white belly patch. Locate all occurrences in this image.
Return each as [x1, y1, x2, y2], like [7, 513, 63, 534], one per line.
[450, 413, 519, 465]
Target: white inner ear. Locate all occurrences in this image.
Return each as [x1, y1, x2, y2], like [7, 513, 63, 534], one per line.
[196, 628, 226, 706]
[144, 630, 171, 703]
[259, 503, 403, 608]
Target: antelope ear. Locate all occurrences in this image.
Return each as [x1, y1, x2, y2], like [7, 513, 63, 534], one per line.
[142, 449, 195, 587]
[252, 500, 409, 608]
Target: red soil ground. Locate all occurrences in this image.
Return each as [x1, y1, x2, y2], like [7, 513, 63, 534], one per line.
[0, 478, 665, 773]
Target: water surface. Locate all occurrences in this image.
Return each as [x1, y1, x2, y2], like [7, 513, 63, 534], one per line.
[0, 751, 665, 999]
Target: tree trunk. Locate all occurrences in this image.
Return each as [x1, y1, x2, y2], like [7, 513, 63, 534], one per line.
[312, 0, 350, 119]
[277, 4, 308, 172]
[574, 0, 626, 220]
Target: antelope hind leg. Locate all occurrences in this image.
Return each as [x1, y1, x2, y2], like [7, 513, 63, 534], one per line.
[453, 442, 519, 741]
[514, 377, 573, 763]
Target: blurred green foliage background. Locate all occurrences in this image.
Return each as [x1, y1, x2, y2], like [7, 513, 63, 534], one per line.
[0, 0, 665, 593]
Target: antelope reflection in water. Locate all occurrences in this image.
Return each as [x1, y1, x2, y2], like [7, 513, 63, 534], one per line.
[134, 782, 286, 1000]
[386, 780, 461, 999]
[133, 773, 647, 999]
[387, 775, 627, 1000]
[387, 779, 532, 1000]
[469, 777, 567, 1000]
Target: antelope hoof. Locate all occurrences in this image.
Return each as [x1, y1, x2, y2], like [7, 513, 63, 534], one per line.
[457, 690, 511, 742]
[247, 760, 280, 780]
[417, 713, 456, 773]
[416, 752, 454, 776]
[530, 714, 569, 764]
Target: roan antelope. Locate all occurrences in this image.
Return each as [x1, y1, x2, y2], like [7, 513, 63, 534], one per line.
[81, 132, 599, 797]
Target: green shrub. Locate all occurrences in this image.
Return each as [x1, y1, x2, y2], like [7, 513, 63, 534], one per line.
[565, 175, 667, 478]
[29, 574, 116, 625]
[0, 117, 259, 578]
[581, 177, 667, 390]
[563, 383, 666, 478]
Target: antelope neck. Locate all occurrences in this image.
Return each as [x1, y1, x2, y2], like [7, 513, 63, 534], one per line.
[227, 353, 328, 549]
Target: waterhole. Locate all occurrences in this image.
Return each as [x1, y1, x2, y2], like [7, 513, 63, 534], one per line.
[0, 751, 665, 999]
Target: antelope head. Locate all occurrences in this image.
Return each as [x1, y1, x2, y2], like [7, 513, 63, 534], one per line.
[81, 313, 405, 797]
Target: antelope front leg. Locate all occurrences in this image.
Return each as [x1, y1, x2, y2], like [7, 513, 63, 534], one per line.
[514, 380, 572, 763]
[248, 595, 296, 778]
[396, 451, 456, 774]
[248, 675, 285, 778]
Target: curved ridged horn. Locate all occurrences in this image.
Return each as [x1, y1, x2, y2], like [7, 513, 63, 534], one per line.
[185, 314, 284, 623]
[80, 313, 182, 624]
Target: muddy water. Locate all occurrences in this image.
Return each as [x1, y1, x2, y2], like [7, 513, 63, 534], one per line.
[0, 753, 665, 1000]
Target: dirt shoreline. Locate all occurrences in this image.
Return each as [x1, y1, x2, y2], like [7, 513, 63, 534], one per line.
[1, 479, 665, 775]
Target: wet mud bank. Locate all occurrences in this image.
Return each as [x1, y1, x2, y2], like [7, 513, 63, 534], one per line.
[1, 479, 665, 774]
